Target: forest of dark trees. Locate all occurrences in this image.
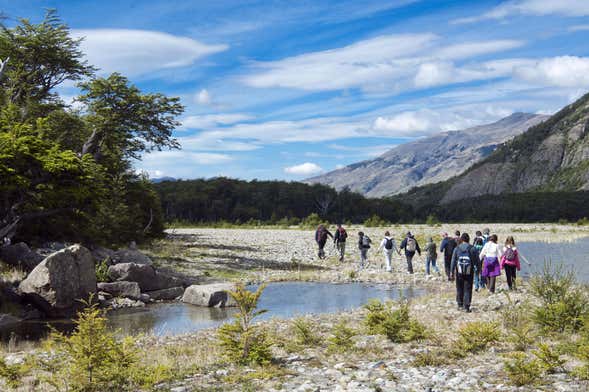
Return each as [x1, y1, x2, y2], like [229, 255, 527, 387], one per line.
[154, 178, 589, 225]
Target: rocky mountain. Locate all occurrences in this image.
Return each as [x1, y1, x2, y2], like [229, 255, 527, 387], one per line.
[435, 92, 589, 204]
[307, 113, 548, 198]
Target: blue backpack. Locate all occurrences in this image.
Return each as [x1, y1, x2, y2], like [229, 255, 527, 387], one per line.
[456, 247, 472, 275]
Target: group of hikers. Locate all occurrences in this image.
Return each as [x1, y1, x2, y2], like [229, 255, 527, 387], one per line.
[315, 224, 524, 312]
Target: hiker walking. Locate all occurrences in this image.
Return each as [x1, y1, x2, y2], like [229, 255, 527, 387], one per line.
[400, 232, 420, 274]
[440, 232, 457, 281]
[333, 223, 348, 262]
[315, 224, 333, 260]
[376, 231, 400, 272]
[500, 236, 521, 290]
[358, 231, 372, 269]
[450, 233, 479, 312]
[424, 237, 440, 276]
[479, 234, 502, 293]
[473, 231, 485, 291]
[482, 228, 490, 245]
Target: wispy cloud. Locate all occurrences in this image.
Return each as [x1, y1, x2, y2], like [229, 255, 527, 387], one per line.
[72, 29, 227, 77]
[453, 0, 589, 24]
[242, 33, 524, 93]
[180, 113, 254, 129]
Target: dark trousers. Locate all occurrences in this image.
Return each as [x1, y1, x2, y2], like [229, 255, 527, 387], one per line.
[456, 273, 474, 310]
[317, 241, 326, 259]
[405, 253, 415, 274]
[505, 265, 517, 290]
[487, 276, 497, 293]
[444, 256, 452, 280]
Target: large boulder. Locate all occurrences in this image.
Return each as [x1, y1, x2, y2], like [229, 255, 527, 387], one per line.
[0, 313, 21, 328]
[18, 245, 96, 317]
[112, 249, 152, 265]
[0, 243, 43, 271]
[146, 286, 184, 301]
[182, 283, 236, 307]
[108, 263, 181, 292]
[97, 281, 141, 300]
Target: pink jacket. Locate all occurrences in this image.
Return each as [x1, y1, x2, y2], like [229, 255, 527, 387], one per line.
[500, 246, 521, 271]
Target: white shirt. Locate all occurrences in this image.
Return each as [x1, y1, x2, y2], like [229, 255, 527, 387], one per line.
[480, 242, 503, 260]
[377, 237, 397, 253]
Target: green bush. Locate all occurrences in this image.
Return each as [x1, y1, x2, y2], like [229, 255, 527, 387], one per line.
[299, 213, 328, 229]
[0, 357, 30, 389]
[95, 258, 110, 283]
[292, 318, 321, 346]
[327, 321, 356, 353]
[576, 217, 589, 226]
[503, 352, 542, 386]
[530, 262, 589, 332]
[217, 284, 272, 365]
[501, 294, 535, 351]
[532, 343, 565, 373]
[411, 350, 447, 367]
[39, 299, 162, 391]
[364, 299, 427, 343]
[456, 321, 501, 353]
[363, 215, 388, 227]
[572, 316, 589, 379]
[425, 214, 441, 226]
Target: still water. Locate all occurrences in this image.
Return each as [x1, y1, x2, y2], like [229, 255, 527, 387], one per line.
[518, 237, 589, 281]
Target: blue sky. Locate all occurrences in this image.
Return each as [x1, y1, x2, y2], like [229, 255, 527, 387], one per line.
[2, 0, 589, 180]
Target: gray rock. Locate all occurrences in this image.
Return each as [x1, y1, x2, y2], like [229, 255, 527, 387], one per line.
[146, 286, 184, 301]
[0, 242, 44, 271]
[92, 247, 116, 265]
[182, 283, 236, 307]
[97, 281, 141, 300]
[0, 313, 21, 328]
[108, 263, 181, 291]
[18, 245, 96, 317]
[112, 249, 152, 265]
[139, 293, 150, 303]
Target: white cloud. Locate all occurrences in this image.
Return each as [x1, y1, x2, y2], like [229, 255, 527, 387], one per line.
[373, 112, 432, 134]
[335, 164, 345, 170]
[454, 0, 589, 24]
[242, 33, 524, 93]
[181, 114, 254, 129]
[569, 24, 589, 32]
[195, 89, 212, 105]
[512, 56, 589, 88]
[72, 29, 227, 77]
[284, 162, 323, 176]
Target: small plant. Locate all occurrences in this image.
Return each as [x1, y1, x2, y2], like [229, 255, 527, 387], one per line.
[532, 343, 565, 373]
[576, 217, 589, 226]
[456, 321, 501, 353]
[363, 215, 387, 227]
[95, 258, 110, 282]
[530, 262, 589, 332]
[327, 321, 356, 353]
[348, 270, 357, 280]
[364, 299, 427, 343]
[501, 294, 536, 351]
[503, 352, 542, 386]
[572, 316, 589, 379]
[411, 350, 447, 367]
[425, 214, 441, 226]
[217, 284, 272, 365]
[292, 317, 321, 346]
[0, 357, 30, 389]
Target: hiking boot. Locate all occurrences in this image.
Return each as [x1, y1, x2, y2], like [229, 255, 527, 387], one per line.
[465, 307, 472, 313]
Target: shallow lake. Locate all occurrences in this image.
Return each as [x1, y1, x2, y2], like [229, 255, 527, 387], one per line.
[1, 282, 424, 343]
[518, 237, 589, 281]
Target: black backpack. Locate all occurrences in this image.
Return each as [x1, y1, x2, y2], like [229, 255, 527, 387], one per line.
[456, 246, 473, 275]
[385, 238, 393, 250]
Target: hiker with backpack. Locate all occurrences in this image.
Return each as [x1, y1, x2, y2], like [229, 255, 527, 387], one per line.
[479, 234, 502, 293]
[358, 231, 372, 269]
[482, 228, 490, 245]
[315, 224, 333, 260]
[440, 232, 457, 281]
[333, 223, 348, 262]
[376, 231, 401, 272]
[424, 237, 440, 276]
[400, 232, 421, 274]
[500, 236, 521, 290]
[450, 233, 479, 312]
[473, 231, 486, 291]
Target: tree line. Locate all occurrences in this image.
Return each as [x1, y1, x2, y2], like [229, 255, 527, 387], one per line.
[0, 11, 182, 246]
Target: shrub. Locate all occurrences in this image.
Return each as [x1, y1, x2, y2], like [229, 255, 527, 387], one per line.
[299, 213, 326, 229]
[576, 217, 589, 226]
[292, 317, 321, 346]
[501, 294, 536, 351]
[572, 316, 589, 379]
[411, 350, 447, 367]
[40, 299, 150, 391]
[456, 321, 501, 353]
[425, 214, 441, 226]
[0, 357, 30, 389]
[327, 321, 356, 353]
[503, 352, 542, 386]
[363, 215, 387, 227]
[364, 299, 427, 343]
[529, 262, 589, 332]
[218, 284, 272, 365]
[532, 343, 565, 373]
[95, 258, 110, 282]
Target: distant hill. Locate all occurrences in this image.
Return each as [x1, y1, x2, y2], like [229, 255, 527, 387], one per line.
[151, 176, 177, 183]
[306, 112, 548, 197]
[403, 92, 589, 206]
